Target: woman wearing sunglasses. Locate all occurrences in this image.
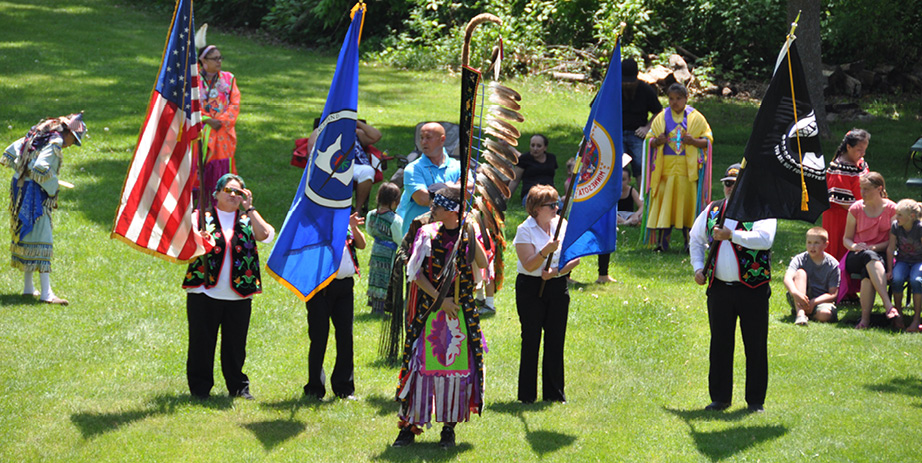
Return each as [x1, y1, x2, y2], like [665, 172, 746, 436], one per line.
[513, 184, 581, 403]
[193, 34, 241, 210]
[182, 174, 274, 400]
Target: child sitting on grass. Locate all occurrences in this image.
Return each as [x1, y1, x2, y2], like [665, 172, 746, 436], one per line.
[886, 199, 922, 332]
[783, 227, 840, 325]
[617, 166, 643, 226]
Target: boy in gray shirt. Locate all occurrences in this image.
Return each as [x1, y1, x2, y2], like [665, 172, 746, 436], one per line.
[784, 227, 841, 325]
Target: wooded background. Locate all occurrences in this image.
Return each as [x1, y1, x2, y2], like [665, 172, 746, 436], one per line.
[143, 0, 922, 85]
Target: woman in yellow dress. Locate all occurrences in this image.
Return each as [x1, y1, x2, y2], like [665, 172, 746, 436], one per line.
[643, 83, 713, 252]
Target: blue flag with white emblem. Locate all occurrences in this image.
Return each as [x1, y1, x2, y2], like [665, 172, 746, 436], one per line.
[560, 43, 623, 264]
[267, 3, 365, 301]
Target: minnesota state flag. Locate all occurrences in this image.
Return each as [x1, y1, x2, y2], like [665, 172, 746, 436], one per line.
[560, 43, 623, 264]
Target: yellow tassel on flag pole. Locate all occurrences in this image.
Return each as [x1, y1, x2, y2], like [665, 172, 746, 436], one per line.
[786, 11, 808, 211]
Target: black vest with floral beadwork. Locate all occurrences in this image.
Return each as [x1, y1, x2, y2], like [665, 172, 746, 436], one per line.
[182, 209, 262, 297]
[705, 199, 771, 288]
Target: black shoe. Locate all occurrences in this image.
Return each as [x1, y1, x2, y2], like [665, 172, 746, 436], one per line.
[747, 403, 764, 413]
[439, 425, 456, 449]
[335, 392, 358, 401]
[191, 393, 209, 401]
[392, 427, 416, 447]
[704, 401, 731, 411]
[303, 385, 324, 401]
[233, 388, 255, 400]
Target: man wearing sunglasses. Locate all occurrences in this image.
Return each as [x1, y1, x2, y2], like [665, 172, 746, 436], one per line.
[689, 163, 776, 414]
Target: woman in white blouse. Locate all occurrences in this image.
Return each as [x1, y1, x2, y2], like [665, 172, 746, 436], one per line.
[513, 184, 580, 403]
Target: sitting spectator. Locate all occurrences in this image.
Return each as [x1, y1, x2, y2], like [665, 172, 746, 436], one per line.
[307, 120, 382, 215]
[508, 134, 558, 206]
[395, 122, 461, 237]
[597, 161, 643, 284]
[617, 164, 643, 226]
[843, 172, 900, 329]
[886, 199, 922, 332]
[783, 227, 840, 325]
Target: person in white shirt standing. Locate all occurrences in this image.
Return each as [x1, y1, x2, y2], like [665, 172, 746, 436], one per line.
[303, 212, 366, 400]
[183, 174, 275, 401]
[513, 184, 581, 404]
[689, 163, 776, 413]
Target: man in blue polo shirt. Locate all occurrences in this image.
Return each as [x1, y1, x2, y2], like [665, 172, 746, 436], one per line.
[396, 122, 461, 237]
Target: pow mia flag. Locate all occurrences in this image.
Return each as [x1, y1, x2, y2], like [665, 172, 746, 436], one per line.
[724, 38, 829, 224]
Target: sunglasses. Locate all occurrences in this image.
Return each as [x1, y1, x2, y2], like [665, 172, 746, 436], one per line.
[543, 202, 559, 209]
[222, 187, 243, 196]
[722, 180, 736, 188]
[205, 55, 224, 62]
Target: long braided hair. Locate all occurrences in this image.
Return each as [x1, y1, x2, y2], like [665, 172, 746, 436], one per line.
[833, 128, 870, 162]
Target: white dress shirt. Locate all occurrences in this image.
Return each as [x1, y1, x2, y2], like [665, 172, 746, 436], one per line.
[514, 215, 568, 277]
[689, 205, 776, 283]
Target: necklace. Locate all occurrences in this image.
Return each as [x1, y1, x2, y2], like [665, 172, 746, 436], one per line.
[202, 73, 220, 100]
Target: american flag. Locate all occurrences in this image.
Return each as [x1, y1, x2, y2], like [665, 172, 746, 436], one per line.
[112, 0, 207, 262]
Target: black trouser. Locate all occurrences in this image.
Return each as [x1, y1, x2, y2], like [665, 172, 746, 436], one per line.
[598, 253, 611, 277]
[186, 293, 252, 398]
[515, 274, 569, 402]
[305, 277, 355, 398]
[707, 280, 770, 407]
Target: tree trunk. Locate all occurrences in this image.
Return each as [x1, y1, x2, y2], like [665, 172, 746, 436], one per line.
[788, 1, 830, 139]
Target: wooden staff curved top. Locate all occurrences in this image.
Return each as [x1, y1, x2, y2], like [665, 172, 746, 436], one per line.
[462, 13, 501, 68]
[427, 13, 502, 315]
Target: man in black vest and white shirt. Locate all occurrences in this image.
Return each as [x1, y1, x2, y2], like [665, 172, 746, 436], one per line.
[689, 163, 776, 413]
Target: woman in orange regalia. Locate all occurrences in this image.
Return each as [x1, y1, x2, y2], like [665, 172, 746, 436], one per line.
[193, 40, 240, 210]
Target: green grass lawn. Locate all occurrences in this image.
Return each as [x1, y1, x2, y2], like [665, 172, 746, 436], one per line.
[3, 0, 922, 461]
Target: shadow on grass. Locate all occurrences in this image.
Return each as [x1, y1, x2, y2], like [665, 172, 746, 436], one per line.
[833, 311, 899, 331]
[864, 375, 922, 404]
[260, 396, 336, 417]
[368, 357, 402, 369]
[67, 158, 150, 228]
[665, 407, 788, 461]
[356, 312, 389, 323]
[364, 393, 400, 417]
[241, 419, 307, 451]
[0, 293, 43, 307]
[373, 442, 474, 461]
[70, 393, 232, 439]
[488, 400, 575, 457]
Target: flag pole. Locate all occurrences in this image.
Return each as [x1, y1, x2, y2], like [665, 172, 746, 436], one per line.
[785, 11, 809, 212]
[197, 137, 209, 283]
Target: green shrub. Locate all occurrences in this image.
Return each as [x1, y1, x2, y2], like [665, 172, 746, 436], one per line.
[822, 0, 922, 71]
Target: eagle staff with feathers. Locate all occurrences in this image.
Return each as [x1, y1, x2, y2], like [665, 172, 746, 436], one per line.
[391, 13, 525, 449]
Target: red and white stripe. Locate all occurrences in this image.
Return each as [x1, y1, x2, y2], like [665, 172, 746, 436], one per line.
[112, 69, 205, 262]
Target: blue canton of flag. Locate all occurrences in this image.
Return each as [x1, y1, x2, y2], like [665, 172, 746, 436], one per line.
[157, 7, 198, 116]
[560, 43, 624, 264]
[266, 2, 365, 301]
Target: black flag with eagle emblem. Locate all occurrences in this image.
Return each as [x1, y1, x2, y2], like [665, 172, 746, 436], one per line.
[724, 38, 829, 223]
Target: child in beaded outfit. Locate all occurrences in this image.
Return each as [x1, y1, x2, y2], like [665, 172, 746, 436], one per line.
[366, 183, 403, 314]
[392, 186, 488, 449]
